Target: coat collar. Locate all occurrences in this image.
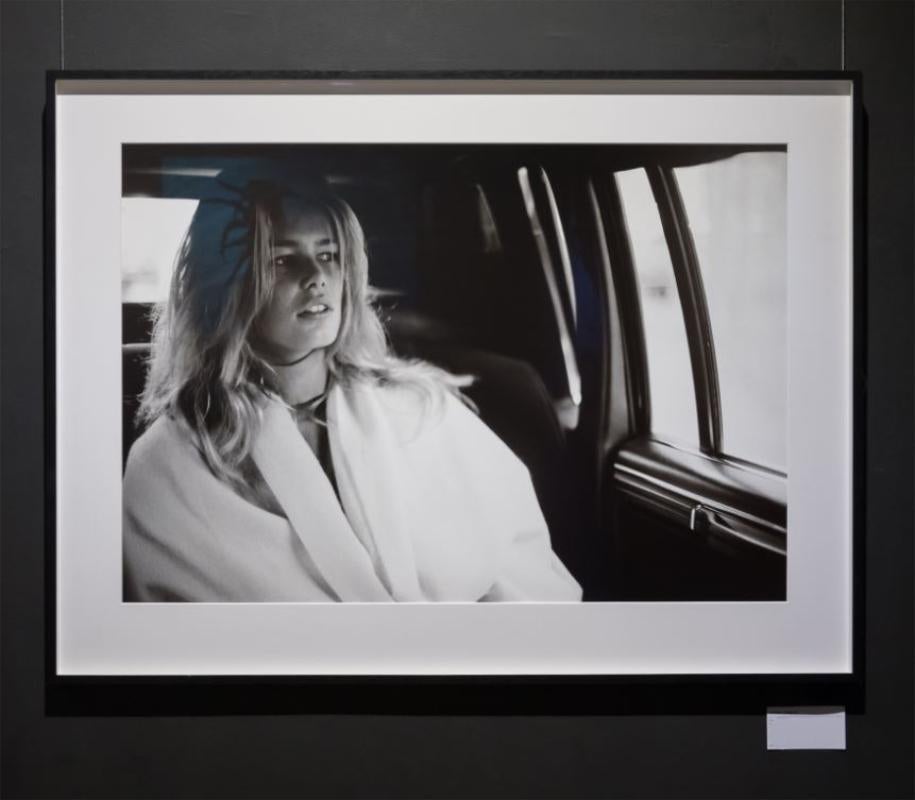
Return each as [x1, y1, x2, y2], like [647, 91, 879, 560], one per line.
[251, 393, 392, 602]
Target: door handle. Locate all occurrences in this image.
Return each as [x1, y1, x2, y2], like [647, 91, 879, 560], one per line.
[689, 503, 710, 532]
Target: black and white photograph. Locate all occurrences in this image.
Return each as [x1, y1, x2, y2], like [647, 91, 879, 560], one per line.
[51, 79, 854, 676]
[120, 143, 787, 604]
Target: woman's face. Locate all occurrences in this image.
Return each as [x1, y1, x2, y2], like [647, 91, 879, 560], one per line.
[253, 199, 344, 364]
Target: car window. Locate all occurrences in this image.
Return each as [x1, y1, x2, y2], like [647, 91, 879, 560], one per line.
[615, 167, 699, 448]
[121, 197, 197, 302]
[674, 153, 787, 470]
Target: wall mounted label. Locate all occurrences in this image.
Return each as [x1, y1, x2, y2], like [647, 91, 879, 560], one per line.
[766, 707, 846, 750]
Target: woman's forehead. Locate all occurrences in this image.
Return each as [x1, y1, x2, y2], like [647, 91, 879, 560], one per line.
[274, 197, 335, 242]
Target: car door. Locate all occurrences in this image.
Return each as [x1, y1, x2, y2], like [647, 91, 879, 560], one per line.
[594, 148, 788, 601]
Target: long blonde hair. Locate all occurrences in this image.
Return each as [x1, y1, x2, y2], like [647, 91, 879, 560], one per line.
[138, 175, 467, 490]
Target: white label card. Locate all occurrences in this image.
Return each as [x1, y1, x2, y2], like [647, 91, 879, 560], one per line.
[766, 707, 847, 750]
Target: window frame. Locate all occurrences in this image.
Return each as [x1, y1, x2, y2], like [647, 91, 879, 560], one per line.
[646, 165, 723, 456]
[599, 153, 787, 557]
[516, 164, 583, 427]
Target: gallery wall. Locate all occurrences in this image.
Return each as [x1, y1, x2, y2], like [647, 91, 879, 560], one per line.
[2, 1, 912, 798]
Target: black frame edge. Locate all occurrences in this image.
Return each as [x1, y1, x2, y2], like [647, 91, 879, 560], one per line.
[46, 69, 858, 81]
[43, 70, 865, 717]
[44, 71, 59, 711]
[850, 70, 866, 702]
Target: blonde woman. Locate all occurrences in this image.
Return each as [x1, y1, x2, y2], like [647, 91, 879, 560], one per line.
[123, 172, 581, 603]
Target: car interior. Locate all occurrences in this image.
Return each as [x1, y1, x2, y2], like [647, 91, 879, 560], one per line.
[122, 142, 787, 601]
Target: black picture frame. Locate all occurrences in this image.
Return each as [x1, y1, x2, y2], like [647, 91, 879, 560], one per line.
[44, 70, 865, 715]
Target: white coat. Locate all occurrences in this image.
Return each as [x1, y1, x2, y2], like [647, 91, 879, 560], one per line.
[123, 379, 582, 603]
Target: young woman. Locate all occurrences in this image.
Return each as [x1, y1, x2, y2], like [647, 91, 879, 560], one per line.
[123, 171, 581, 602]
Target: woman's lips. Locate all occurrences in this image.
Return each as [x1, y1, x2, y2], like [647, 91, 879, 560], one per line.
[296, 303, 331, 317]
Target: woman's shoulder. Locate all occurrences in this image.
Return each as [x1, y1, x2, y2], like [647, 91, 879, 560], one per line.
[339, 372, 463, 425]
[338, 374, 523, 469]
[124, 413, 201, 480]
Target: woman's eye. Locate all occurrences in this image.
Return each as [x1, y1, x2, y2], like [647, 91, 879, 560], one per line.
[273, 252, 337, 269]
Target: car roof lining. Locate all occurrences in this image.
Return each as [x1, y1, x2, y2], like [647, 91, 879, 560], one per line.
[122, 143, 786, 199]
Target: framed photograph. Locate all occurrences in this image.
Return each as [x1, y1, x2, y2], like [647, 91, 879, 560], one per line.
[48, 73, 860, 681]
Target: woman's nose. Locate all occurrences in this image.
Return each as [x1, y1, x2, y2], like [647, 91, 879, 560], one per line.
[300, 262, 327, 291]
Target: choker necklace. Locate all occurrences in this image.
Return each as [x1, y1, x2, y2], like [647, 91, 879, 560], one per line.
[271, 351, 314, 368]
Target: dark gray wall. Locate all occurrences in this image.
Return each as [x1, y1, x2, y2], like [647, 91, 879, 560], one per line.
[2, 1, 912, 798]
